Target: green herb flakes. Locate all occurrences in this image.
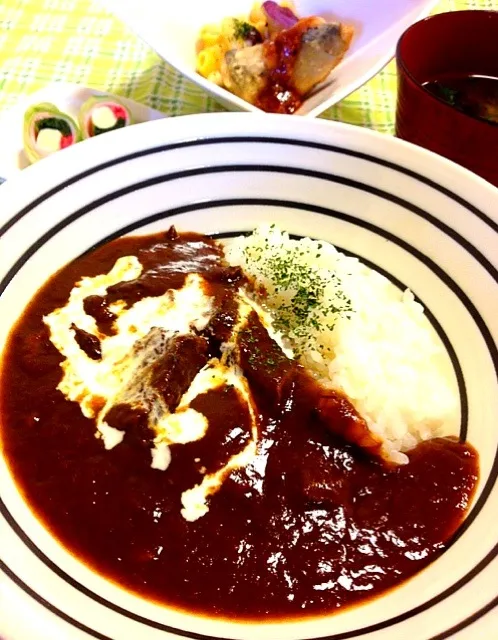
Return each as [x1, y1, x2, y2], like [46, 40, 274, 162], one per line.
[233, 18, 255, 41]
[242, 242, 353, 355]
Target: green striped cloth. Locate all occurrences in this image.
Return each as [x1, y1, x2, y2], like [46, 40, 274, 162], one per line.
[0, 0, 494, 134]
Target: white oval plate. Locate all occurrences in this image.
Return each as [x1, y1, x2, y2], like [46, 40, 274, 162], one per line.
[0, 114, 497, 640]
[104, 0, 438, 116]
[0, 82, 167, 179]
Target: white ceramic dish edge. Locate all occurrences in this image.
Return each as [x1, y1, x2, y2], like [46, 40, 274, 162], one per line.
[103, 0, 440, 117]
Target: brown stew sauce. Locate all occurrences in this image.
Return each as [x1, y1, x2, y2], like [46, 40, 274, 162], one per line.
[0, 230, 478, 620]
[257, 25, 304, 114]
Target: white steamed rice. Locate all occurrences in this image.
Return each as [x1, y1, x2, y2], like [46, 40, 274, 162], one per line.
[224, 224, 458, 465]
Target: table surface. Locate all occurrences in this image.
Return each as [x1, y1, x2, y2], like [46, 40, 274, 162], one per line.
[0, 0, 494, 135]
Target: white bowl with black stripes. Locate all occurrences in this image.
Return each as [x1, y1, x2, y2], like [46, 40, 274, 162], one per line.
[0, 113, 497, 640]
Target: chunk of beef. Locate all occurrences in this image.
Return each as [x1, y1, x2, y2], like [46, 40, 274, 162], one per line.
[71, 323, 102, 360]
[295, 372, 384, 461]
[103, 330, 209, 446]
[236, 311, 296, 410]
[104, 403, 150, 447]
[83, 295, 117, 336]
[150, 334, 209, 411]
[202, 290, 240, 355]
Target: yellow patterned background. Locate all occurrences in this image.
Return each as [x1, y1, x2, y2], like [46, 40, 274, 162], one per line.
[0, 0, 495, 133]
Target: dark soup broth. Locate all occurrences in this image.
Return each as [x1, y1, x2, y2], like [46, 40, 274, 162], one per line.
[423, 74, 498, 125]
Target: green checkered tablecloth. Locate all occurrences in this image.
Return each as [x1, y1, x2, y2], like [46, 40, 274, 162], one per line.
[0, 0, 495, 134]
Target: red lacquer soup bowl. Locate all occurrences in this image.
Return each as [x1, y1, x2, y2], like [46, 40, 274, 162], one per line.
[396, 10, 498, 188]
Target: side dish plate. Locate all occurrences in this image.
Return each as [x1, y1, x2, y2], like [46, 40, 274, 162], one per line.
[103, 0, 439, 116]
[0, 113, 497, 640]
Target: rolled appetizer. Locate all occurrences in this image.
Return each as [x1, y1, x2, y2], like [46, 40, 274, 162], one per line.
[23, 102, 81, 164]
[79, 95, 132, 138]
